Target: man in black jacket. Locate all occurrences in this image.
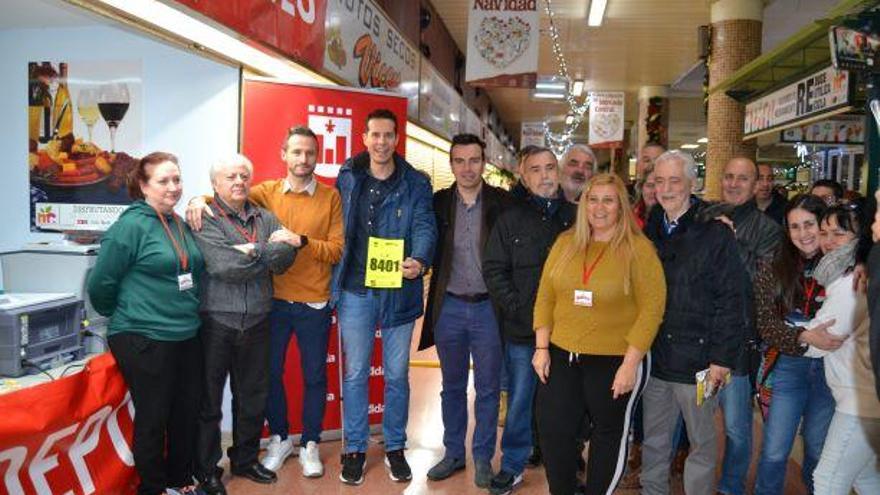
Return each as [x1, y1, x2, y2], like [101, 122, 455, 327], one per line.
[641, 151, 746, 495]
[418, 134, 512, 488]
[699, 156, 783, 495]
[483, 146, 575, 495]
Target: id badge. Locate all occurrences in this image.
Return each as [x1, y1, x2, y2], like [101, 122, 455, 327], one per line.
[573, 290, 593, 307]
[178, 273, 194, 292]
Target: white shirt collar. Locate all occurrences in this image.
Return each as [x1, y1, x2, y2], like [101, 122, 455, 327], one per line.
[282, 176, 317, 196]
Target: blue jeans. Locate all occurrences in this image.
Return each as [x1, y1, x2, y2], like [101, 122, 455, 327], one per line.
[755, 355, 835, 495]
[265, 300, 332, 444]
[717, 374, 753, 495]
[435, 296, 502, 462]
[500, 341, 537, 474]
[338, 290, 415, 453]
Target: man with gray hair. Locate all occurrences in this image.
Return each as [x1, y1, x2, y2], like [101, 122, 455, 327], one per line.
[559, 144, 596, 204]
[192, 153, 298, 494]
[640, 150, 747, 495]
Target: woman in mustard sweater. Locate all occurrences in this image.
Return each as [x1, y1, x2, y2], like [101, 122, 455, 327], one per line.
[532, 173, 666, 495]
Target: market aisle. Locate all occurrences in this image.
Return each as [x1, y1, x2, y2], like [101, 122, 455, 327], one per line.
[225, 354, 808, 495]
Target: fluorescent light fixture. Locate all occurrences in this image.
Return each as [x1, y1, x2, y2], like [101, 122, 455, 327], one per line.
[93, 0, 330, 83]
[572, 80, 585, 97]
[536, 81, 568, 90]
[680, 144, 699, 149]
[533, 92, 567, 99]
[697, 137, 708, 143]
[407, 123, 451, 150]
[588, 0, 608, 27]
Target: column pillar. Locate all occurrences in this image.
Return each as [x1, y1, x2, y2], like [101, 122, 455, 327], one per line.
[705, 0, 762, 200]
[637, 85, 670, 151]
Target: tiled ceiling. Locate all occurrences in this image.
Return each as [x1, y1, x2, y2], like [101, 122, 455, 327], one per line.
[432, 0, 711, 144]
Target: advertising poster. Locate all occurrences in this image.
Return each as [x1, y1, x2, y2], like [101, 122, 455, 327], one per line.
[520, 121, 546, 148]
[242, 78, 408, 429]
[322, 0, 420, 119]
[28, 60, 142, 232]
[744, 66, 851, 137]
[419, 62, 461, 140]
[830, 25, 880, 71]
[588, 91, 625, 147]
[466, 0, 539, 88]
[781, 115, 865, 144]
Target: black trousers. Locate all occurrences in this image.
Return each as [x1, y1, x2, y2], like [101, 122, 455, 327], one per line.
[536, 345, 649, 495]
[108, 332, 202, 495]
[195, 316, 270, 476]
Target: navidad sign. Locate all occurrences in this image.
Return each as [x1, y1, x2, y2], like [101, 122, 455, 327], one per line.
[465, 0, 539, 88]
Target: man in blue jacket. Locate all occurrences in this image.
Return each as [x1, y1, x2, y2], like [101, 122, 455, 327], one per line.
[332, 109, 437, 485]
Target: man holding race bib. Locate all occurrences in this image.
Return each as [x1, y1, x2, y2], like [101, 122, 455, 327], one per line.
[332, 108, 437, 485]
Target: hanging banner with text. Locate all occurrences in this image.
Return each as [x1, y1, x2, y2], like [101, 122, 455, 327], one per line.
[744, 66, 852, 138]
[323, 0, 420, 119]
[588, 91, 625, 148]
[0, 353, 136, 495]
[520, 121, 546, 148]
[465, 0, 539, 88]
[780, 115, 865, 144]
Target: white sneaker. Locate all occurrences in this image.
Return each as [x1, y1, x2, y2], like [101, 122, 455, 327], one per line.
[299, 441, 324, 478]
[261, 434, 294, 472]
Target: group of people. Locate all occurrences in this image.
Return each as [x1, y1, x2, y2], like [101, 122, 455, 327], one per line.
[86, 105, 880, 495]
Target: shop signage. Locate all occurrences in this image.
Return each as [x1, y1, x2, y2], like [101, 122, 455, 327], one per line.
[241, 78, 408, 182]
[465, 0, 539, 88]
[744, 66, 852, 137]
[418, 63, 461, 140]
[0, 354, 136, 495]
[34, 203, 127, 231]
[520, 121, 546, 148]
[588, 91, 625, 147]
[781, 115, 865, 144]
[323, 0, 420, 119]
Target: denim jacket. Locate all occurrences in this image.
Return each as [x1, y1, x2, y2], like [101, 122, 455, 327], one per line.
[331, 151, 437, 327]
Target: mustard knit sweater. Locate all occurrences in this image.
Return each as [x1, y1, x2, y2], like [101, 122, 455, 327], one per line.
[533, 230, 666, 355]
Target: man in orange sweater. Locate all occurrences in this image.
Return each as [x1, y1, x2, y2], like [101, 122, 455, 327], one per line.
[187, 126, 344, 479]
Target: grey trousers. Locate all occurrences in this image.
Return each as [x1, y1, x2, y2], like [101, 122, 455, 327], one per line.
[640, 376, 719, 495]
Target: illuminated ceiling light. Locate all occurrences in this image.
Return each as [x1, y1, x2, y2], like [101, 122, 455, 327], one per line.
[697, 137, 708, 143]
[680, 143, 699, 149]
[588, 0, 608, 27]
[533, 92, 567, 100]
[571, 79, 585, 97]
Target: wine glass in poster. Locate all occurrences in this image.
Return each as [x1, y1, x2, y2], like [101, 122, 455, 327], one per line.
[27, 60, 142, 233]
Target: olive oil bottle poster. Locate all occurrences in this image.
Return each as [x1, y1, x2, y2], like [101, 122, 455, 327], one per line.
[28, 60, 142, 232]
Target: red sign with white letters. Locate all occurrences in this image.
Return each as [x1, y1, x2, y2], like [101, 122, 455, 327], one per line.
[0, 353, 136, 495]
[173, 0, 327, 71]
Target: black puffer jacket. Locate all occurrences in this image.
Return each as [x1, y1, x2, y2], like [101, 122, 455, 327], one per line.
[483, 193, 575, 345]
[645, 199, 748, 384]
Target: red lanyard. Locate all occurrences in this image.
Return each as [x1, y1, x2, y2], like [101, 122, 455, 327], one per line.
[213, 203, 257, 243]
[150, 205, 189, 272]
[803, 278, 817, 315]
[582, 245, 608, 287]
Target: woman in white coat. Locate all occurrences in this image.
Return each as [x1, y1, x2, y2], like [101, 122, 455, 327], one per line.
[806, 204, 880, 494]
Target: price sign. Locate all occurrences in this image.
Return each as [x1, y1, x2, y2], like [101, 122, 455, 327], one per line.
[365, 236, 404, 288]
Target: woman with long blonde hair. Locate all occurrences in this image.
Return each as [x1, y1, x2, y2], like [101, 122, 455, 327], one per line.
[532, 173, 666, 495]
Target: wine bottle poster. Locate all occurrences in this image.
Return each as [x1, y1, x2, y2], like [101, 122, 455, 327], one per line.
[28, 59, 143, 232]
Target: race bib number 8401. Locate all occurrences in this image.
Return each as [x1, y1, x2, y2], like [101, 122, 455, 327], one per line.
[365, 236, 404, 288]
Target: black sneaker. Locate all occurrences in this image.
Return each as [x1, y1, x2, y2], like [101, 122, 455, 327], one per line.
[489, 469, 523, 495]
[339, 452, 366, 485]
[384, 449, 412, 482]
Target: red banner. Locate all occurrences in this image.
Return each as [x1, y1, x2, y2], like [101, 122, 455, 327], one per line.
[242, 78, 408, 430]
[0, 353, 136, 495]
[173, 0, 327, 71]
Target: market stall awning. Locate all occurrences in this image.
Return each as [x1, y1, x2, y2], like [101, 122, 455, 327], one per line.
[709, 0, 879, 102]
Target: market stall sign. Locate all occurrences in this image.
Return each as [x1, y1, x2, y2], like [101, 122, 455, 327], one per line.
[780, 115, 865, 144]
[465, 0, 539, 88]
[418, 63, 461, 140]
[744, 66, 852, 138]
[520, 121, 545, 148]
[588, 91, 625, 148]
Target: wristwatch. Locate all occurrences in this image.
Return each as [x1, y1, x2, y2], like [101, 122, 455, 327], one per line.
[300, 235, 309, 248]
